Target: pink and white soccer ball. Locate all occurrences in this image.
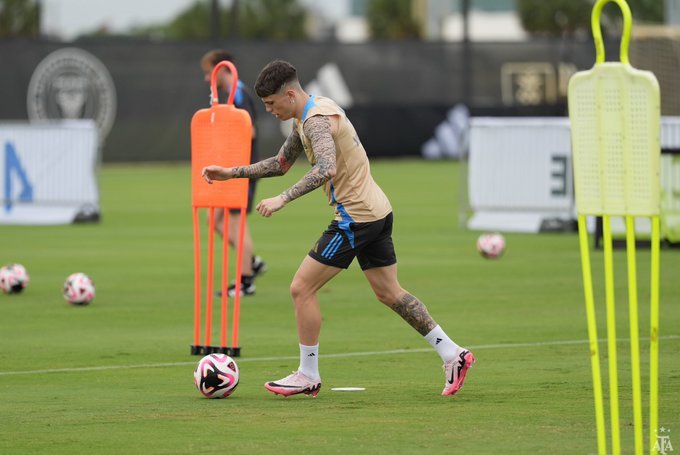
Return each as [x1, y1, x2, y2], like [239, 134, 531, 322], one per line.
[63, 272, 95, 305]
[194, 354, 240, 398]
[476, 232, 506, 259]
[0, 263, 29, 294]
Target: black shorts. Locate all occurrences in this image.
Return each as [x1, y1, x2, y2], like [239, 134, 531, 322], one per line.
[308, 212, 397, 270]
[229, 179, 257, 215]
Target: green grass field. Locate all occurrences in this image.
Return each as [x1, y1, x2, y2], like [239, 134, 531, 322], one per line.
[1, 160, 678, 454]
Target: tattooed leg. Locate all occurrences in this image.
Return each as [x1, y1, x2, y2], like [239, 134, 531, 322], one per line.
[363, 265, 438, 336]
[390, 293, 437, 336]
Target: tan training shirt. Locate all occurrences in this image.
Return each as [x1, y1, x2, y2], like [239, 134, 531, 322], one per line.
[293, 95, 392, 223]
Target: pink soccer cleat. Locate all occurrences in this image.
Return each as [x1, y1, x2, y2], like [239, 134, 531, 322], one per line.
[264, 370, 322, 397]
[441, 349, 475, 396]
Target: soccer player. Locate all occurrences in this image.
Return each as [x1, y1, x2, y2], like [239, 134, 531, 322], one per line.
[200, 50, 266, 296]
[202, 59, 475, 397]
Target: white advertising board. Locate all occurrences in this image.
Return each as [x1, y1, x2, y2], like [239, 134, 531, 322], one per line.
[468, 117, 574, 232]
[0, 120, 99, 225]
[468, 116, 680, 235]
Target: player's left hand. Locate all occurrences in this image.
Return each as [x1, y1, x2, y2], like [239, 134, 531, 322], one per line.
[256, 196, 286, 217]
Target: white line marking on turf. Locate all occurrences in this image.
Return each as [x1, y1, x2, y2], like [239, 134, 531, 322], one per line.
[0, 335, 677, 377]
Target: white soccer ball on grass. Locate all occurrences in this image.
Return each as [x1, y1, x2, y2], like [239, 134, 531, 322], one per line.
[63, 272, 96, 305]
[0, 263, 29, 294]
[476, 232, 506, 259]
[193, 354, 240, 398]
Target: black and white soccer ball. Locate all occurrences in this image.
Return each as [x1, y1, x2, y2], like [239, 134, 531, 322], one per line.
[0, 263, 29, 294]
[63, 272, 95, 305]
[194, 354, 240, 398]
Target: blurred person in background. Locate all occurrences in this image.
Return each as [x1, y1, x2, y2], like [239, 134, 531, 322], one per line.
[202, 59, 475, 398]
[200, 50, 267, 297]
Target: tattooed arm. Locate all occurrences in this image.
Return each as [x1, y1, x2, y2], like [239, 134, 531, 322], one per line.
[280, 115, 337, 203]
[255, 115, 337, 217]
[201, 127, 303, 183]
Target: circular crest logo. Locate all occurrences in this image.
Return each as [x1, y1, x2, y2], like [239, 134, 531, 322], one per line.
[27, 48, 117, 143]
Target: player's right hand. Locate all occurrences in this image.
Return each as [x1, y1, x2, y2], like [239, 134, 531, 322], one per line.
[201, 165, 231, 184]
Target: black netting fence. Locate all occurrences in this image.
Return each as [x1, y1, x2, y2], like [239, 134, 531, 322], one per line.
[0, 38, 624, 161]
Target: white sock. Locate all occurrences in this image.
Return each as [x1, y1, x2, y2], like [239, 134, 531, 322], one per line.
[298, 343, 320, 380]
[424, 325, 460, 363]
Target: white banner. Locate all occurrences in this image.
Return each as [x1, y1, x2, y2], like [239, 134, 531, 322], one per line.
[468, 116, 680, 235]
[468, 117, 574, 232]
[0, 120, 99, 225]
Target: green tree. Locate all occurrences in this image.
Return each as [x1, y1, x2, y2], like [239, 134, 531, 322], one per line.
[516, 0, 592, 36]
[129, 0, 306, 41]
[240, 0, 307, 40]
[164, 1, 217, 40]
[367, 0, 422, 40]
[0, 0, 40, 38]
[517, 0, 664, 37]
[625, 0, 664, 22]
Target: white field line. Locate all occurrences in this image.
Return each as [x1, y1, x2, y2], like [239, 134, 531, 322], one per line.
[0, 335, 677, 377]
